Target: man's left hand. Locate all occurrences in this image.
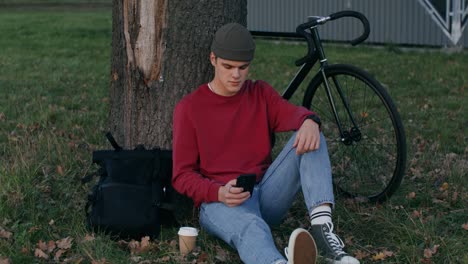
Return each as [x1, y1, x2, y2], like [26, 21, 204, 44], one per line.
[293, 119, 320, 155]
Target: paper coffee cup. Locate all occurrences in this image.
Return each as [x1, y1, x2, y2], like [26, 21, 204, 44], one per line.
[178, 227, 198, 255]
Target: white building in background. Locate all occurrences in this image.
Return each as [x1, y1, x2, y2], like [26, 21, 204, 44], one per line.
[247, 0, 468, 48]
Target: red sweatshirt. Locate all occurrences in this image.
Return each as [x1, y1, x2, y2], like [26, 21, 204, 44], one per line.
[172, 80, 314, 207]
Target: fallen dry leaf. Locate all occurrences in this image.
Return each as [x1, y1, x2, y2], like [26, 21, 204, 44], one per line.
[68, 141, 77, 149]
[47, 240, 56, 253]
[117, 239, 128, 247]
[127, 236, 152, 255]
[462, 223, 468, 230]
[128, 240, 140, 255]
[439, 182, 449, 191]
[57, 165, 65, 176]
[412, 210, 422, 218]
[371, 249, 394, 260]
[354, 250, 370, 260]
[169, 239, 177, 250]
[158, 255, 171, 262]
[34, 248, 49, 260]
[432, 198, 445, 204]
[215, 247, 229, 262]
[0, 229, 12, 239]
[56, 236, 73, 249]
[409, 166, 422, 178]
[407, 192, 416, 199]
[140, 236, 150, 250]
[372, 252, 386, 261]
[423, 248, 433, 258]
[82, 233, 96, 242]
[54, 249, 66, 261]
[37, 240, 48, 251]
[424, 244, 440, 258]
[197, 251, 209, 262]
[344, 236, 354, 246]
[20, 247, 29, 254]
[28, 226, 40, 233]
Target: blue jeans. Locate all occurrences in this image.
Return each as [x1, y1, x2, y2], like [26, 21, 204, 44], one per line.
[199, 132, 335, 264]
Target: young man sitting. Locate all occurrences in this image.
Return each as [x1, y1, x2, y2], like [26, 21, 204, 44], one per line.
[172, 22, 360, 264]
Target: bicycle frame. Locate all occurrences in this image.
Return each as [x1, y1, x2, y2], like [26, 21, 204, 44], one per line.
[275, 11, 406, 202]
[281, 26, 362, 144]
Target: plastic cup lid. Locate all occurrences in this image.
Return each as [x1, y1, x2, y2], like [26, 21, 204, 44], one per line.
[178, 227, 198, 236]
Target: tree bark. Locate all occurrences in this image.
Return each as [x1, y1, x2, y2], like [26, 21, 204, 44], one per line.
[109, 0, 247, 149]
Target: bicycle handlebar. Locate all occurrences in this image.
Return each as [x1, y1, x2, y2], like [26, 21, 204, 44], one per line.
[295, 10, 370, 66]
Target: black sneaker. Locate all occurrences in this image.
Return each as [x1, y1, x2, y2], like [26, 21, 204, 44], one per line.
[310, 222, 359, 264]
[284, 228, 317, 264]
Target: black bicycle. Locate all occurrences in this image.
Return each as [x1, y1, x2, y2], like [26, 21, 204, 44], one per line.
[282, 11, 406, 203]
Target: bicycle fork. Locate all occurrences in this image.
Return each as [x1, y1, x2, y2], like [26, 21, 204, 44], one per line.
[320, 70, 362, 145]
[311, 26, 362, 145]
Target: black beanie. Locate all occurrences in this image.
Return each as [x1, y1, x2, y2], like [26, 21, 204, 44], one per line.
[211, 23, 256, 61]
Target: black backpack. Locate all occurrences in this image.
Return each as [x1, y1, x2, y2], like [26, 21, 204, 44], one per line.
[82, 132, 179, 239]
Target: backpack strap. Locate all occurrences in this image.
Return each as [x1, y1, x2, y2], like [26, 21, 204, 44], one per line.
[105, 132, 123, 151]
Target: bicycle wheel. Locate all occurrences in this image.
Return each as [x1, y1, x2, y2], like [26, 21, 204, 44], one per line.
[302, 64, 406, 203]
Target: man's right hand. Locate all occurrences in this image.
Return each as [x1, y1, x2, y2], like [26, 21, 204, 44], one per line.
[218, 179, 251, 207]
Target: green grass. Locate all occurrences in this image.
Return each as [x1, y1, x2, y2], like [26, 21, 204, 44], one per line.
[1, 9, 467, 264]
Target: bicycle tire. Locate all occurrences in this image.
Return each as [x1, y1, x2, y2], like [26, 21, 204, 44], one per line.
[302, 64, 406, 203]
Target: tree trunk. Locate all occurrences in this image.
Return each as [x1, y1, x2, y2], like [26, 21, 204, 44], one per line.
[108, 0, 247, 223]
[109, 0, 247, 149]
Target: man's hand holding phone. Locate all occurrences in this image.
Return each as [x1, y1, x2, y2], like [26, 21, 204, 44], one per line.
[234, 174, 256, 195]
[218, 174, 256, 207]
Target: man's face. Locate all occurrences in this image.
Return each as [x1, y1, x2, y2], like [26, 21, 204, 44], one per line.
[210, 52, 250, 97]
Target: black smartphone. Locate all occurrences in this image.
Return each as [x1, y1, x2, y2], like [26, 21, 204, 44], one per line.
[235, 174, 256, 195]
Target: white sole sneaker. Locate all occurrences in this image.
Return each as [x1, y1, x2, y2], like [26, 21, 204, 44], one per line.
[285, 228, 317, 264]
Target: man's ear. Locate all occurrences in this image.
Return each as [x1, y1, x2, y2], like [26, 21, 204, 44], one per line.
[209, 52, 217, 66]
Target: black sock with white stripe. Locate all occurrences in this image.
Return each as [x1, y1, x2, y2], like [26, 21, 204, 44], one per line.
[310, 205, 332, 226]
